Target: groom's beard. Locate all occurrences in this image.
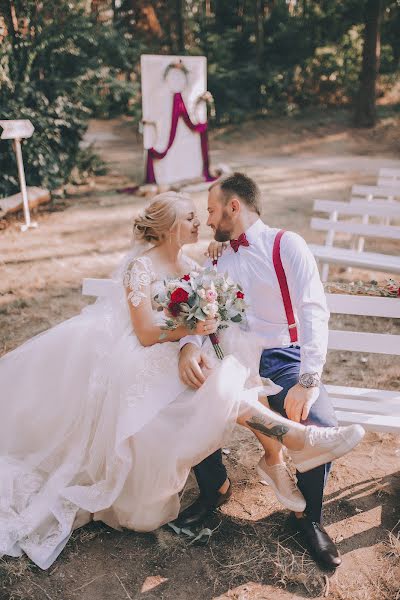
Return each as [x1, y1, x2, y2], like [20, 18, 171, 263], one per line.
[214, 228, 231, 242]
[213, 212, 234, 242]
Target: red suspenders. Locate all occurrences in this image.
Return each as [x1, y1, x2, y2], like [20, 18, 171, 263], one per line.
[213, 229, 298, 343]
[272, 229, 299, 344]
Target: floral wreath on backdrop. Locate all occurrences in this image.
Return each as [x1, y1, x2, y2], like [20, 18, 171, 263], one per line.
[163, 60, 190, 84]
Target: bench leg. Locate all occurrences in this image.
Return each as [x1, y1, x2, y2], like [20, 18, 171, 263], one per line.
[321, 262, 329, 282]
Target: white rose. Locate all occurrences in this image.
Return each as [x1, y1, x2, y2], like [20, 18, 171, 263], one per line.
[203, 302, 218, 317]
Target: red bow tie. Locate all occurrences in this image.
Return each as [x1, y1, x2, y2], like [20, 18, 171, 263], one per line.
[230, 232, 250, 253]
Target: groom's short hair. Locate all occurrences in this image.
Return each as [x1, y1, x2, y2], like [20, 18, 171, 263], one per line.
[211, 172, 261, 216]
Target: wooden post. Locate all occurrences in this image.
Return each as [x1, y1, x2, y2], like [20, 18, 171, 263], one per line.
[0, 119, 37, 231]
[13, 138, 38, 231]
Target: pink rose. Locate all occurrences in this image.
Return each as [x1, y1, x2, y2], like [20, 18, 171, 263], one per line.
[205, 289, 217, 302]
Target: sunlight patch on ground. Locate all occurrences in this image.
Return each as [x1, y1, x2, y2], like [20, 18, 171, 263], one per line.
[213, 581, 303, 599]
[329, 505, 382, 543]
[141, 575, 169, 593]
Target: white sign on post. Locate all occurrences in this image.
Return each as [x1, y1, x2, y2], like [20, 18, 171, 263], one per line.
[0, 120, 35, 140]
[0, 119, 37, 232]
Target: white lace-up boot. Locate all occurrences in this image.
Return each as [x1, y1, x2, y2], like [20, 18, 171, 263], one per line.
[256, 457, 306, 512]
[288, 424, 365, 473]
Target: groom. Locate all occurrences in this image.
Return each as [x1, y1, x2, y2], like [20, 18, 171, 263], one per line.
[175, 172, 341, 570]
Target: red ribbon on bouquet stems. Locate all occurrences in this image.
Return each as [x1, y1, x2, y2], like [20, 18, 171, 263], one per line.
[145, 92, 216, 184]
[209, 333, 224, 360]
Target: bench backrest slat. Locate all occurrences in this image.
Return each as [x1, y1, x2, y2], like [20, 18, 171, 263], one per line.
[82, 278, 119, 297]
[332, 397, 400, 415]
[327, 384, 400, 401]
[328, 330, 400, 355]
[326, 293, 399, 357]
[313, 199, 400, 218]
[351, 184, 400, 200]
[326, 294, 400, 318]
[378, 168, 400, 187]
[311, 217, 400, 240]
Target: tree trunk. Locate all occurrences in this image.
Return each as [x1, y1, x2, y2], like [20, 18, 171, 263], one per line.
[354, 0, 382, 128]
[255, 0, 264, 72]
[204, 0, 211, 18]
[255, 0, 264, 107]
[3, 0, 18, 41]
[175, 0, 185, 53]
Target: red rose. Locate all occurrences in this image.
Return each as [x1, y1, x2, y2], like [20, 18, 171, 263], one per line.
[182, 274, 190, 281]
[170, 287, 189, 304]
[168, 301, 181, 317]
[387, 284, 400, 297]
[236, 291, 244, 299]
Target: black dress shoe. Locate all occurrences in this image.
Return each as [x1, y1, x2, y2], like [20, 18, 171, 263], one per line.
[172, 483, 232, 528]
[288, 513, 342, 570]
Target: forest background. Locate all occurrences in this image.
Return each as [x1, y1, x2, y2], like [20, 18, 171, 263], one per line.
[0, 0, 399, 198]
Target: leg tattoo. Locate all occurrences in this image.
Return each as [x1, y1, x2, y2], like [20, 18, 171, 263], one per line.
[246, 416, 289, 444]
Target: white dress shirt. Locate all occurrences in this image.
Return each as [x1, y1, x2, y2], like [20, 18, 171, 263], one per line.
[180, 219, 329, 376]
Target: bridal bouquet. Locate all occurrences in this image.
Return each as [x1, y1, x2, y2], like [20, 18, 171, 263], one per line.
[154, 267, 247, 358]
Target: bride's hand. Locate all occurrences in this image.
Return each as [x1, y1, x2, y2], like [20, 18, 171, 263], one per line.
[194, 317, 218, 336]
[204, 241, 228, 262]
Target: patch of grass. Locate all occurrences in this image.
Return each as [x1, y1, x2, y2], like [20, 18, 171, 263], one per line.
[331, 527, 400, 600]
[0, 556, 35, 600]
[206, 519, 326, 598]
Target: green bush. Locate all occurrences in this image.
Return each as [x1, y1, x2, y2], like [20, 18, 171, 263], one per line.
[0, 84, 92, 196]
[0, 1, 142, 198]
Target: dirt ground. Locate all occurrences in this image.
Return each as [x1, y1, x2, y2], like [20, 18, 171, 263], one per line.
[0, 109, 400, 600]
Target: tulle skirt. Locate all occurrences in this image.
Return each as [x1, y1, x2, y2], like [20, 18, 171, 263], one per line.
[0, 295, 267, 569]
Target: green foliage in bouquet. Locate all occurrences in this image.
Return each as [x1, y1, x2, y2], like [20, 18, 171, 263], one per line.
[154, 267, 247, 331]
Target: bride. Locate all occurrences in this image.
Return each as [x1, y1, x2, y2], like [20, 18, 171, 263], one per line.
[0, 191, 364, 570]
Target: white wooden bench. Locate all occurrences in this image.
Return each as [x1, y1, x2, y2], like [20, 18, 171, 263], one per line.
[309, 199, 400, 281]
[350, 184, 400, 234]
[82, 280, 400, 433]
[325, 293, 400, 433]
[82, 277, 118, 297]
[377, 168, 400, 188]
[350, 184, 400, 252]
[350, 184, 400, 202]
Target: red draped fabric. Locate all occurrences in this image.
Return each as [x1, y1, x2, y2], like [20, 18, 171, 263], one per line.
[145, 92, 215, 184]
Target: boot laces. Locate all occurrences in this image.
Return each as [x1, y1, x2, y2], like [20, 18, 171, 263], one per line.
[276, 463, 299, 493]
[308, 426, 339, 447]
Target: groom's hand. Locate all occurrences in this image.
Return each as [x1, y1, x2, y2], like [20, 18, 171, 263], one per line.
[179, 343, 213, 389]
[284, 383, 320, 422]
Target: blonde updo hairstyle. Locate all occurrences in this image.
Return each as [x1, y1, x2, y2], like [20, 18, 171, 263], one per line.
[133, 192, 192, 245]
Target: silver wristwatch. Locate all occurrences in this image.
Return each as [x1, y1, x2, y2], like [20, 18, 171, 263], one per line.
[299, 372, 321, 388]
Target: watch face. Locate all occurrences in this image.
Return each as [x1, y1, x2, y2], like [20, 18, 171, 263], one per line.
[301, 373, 318, 387]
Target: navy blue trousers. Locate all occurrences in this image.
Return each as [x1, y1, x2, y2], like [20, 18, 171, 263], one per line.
[193, 346, 338, 523]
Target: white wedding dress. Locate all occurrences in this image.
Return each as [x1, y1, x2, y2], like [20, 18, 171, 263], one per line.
[0, 251, 278, 569]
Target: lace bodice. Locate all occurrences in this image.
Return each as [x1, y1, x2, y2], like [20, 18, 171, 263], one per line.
[122, 254, 199, 310]
[122, 256, 157, 308]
